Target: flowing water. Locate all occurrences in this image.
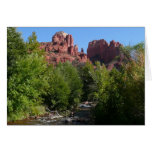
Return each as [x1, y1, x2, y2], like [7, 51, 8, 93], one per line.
[8, 104, 95, 125]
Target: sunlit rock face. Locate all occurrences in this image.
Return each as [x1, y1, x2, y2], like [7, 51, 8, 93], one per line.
[40, 32, 123, 69]
[39, 31, 88, 65]
[87, 39, 124, 69]
[87, 39, 122, 64]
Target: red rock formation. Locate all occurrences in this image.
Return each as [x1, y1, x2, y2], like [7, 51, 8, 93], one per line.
[81, 48, 84, 53]
[87, 39, 122, 64]
[40, 32, 122, 69]
[40, 31, 88, 65]
[66, 34, 74, 47]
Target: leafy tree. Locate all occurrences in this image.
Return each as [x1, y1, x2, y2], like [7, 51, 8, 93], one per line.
[56, 62, 83, 109]
[7, 31, 48, 121]
[26, 32, 40, 51]
[79, 61, 94, 101]
[43, 65, 70, 111]
[7, 52, 48, 121]
[44, 61, 83, 111]
[93, 43, 145, 125]
[120, 42, 145, 124]
[93, 66, 125, 124]
[7, 27, 26, 77]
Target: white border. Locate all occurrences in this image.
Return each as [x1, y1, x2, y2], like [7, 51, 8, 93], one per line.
[0, 0, 152, 152]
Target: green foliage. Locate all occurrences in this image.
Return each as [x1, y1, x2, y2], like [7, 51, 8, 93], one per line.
[7, 27, 144, 125]
[79, 61, 94, 101]
[92, 43, 145, 124]
[7, 28, 83, 120]
[26, 32, 40, 51]
[7, 30, 48, 121]
[7, 53, 48, 121]
[57, 62, 83, 109]
[120, 42, 145, 124]
[7, 27, 26, 77]
[44, 65, 70, 111]
[7, 27, 26, 58]
[93, 67, 125, 124]
[44, 62, 83, 111]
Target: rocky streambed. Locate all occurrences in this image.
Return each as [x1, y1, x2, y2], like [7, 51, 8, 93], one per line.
[8, 102, 96, 125]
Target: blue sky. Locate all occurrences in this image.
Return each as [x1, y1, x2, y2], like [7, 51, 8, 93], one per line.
[17, 27, 145, 53]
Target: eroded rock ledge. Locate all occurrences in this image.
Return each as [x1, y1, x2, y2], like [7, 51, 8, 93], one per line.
[87, 39, 122, 64]
[39, 31, 123, 70]
[39, 31, 88, 65]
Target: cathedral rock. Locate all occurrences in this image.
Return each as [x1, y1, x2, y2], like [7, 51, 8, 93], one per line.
[39, 31, 123, 70]
[39, 31, 88, 65]
[87, 39, 122, 63]
[87, 39, 123, 69]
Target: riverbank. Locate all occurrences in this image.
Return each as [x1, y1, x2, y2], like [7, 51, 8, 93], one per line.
[8, 102, 96, 125]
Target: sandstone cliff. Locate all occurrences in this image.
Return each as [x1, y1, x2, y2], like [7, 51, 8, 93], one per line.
[87, 39, 123, 69]
[39, 31, 88, 65]
[40, 31, 123, 70]
[87, 39, 122, 63]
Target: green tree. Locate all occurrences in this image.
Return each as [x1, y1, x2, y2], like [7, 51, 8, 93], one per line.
[93, 43, 145, 125]
[7, 53, 48, 121]
[44, 65, 70, 111]
[7, 27, 26, 77]
[7, 31, 48, 121]
[120, 42, 145, 124]
[26, 32, 40, 51]
[79, 61, 94, 101]
[43, 61, 83, 111]
[56, 62, 83, 109]
[93, 66, 125, 124]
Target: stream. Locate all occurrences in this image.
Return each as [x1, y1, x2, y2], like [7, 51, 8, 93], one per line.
[8, 103, 95, 125]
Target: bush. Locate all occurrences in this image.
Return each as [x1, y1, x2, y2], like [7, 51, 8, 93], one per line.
[44, 62, 83, 111]
[56, 62, 83, 109]
[92, 43, 145, 125]
[44, 65, 71, 111]
[7, 52, 48, 121]
[79, 61, 94, 101]
[7, 30, 48, 121]
[7, 27, 27, 78]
